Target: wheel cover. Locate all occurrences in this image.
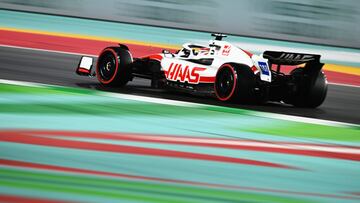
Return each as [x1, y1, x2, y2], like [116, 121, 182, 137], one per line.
[215, 65, 236, 101]
[99, 51, 116, 81]
[96, 49, 119, 84]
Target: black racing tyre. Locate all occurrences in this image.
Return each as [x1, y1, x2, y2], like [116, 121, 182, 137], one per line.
[96, 47, 133, 86]
[214, 63, 255, 103]
[289, 68, 327, 108]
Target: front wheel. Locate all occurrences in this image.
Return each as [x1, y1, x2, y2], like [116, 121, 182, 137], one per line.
[96, 47, 132, 87]
[214, 63, 255, 103]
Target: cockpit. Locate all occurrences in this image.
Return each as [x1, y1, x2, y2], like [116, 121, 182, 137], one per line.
[177, 43, 210, 58]
[175, 34, 228, 59]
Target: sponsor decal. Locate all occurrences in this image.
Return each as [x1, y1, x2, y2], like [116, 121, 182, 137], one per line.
[222, 45, 231, 56]
[258, 61, 270, 76]
[165, 63, 206, 84]
[278, 53, 314, 62]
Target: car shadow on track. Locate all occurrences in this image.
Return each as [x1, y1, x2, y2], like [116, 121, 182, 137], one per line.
[75, 80, 327, 119]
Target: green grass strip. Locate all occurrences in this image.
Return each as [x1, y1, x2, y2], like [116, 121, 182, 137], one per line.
[0, 168, 312, 203]
[0, 102, 214, 116]
[239, 122, 360, 142]
[201, 105, 252, 116]
[0, 83, 95, 95]
[2, 83, 358, 142]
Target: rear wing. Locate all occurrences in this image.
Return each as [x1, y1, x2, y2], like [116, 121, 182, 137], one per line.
[263, 51, 321, 65]
[263, 51, 324, 72]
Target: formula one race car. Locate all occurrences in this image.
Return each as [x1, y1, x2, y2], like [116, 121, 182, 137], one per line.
[76, 34, 327, 107]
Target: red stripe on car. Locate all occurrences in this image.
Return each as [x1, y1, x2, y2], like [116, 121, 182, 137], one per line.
[199, 76, 215, 83]
[144, 54, 163, 61]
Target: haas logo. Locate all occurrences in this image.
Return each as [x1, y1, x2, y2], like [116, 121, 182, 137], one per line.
[278, 53, 314, 62]
[165, 63, 206, 84]
[222, 45, 231, 56]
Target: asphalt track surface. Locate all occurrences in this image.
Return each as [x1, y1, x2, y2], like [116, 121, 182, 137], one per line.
[1, 46, 359, 124]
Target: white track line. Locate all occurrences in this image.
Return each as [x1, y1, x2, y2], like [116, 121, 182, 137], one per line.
[100, 92, 203, 107]
[251, 111, 358, 128]
[328, 82, 360, 88]
[0, 44, 97, 57]
[0, 79, 43, 87]
[0, 78, 358, 127]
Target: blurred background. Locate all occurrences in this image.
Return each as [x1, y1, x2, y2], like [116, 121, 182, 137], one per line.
[1, 1, 360, 203]
[0, 0, 359, 48]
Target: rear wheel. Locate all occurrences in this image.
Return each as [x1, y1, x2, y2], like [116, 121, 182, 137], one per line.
[289, 68, 327, 108]
[214, 64, 255, 103]
[96, 47, 132, 86]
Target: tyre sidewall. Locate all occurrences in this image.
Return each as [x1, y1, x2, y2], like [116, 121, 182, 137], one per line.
[96, 47, 132, 86]
[214, 63, 255, 102]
